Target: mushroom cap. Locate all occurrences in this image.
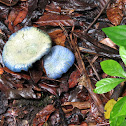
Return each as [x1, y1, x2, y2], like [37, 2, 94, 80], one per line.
[43, 45, 75, 79]
[2, 27, 52, 72]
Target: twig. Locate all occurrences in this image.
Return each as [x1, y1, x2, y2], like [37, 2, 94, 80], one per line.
[84, 0, 111, 33]
[86, 57, 101, 81]
[111, 82, 125, 100]
[69, 34, 104, 113]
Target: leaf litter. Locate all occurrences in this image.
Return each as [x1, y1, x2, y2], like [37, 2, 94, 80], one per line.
[0, 0, 126, 125]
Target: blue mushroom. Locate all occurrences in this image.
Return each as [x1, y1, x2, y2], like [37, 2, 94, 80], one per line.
[43, 45, 75, 79]
[2, 27, 52, 72]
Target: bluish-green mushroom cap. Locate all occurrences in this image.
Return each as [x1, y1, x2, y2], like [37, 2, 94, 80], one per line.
[2, 27, 52, 72]
[43, 45, 75, 79]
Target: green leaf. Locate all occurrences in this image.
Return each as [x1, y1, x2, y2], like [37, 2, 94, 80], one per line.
[119, 46, 126, 65]
[102, 25, 126, 46]
[110, 116, 125, 126]
[120, 119, 126, 126]
[93, 78, 125, 94]
[101, 60, 126, 78]
[110, 96, 126, 119]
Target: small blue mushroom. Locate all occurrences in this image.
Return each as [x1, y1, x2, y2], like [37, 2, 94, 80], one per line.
[2, 27, 52, 72]
[43, 45, 75, 79]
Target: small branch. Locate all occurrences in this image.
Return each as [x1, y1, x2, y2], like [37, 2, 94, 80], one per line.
[111, 82, 125, 100]
[84, 0, 111, 33]
[86, 57, 101, 81]
[69, 34, 104, 113]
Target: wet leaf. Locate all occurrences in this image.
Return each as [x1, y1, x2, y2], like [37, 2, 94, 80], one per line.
[35, 12, 75, 26]
[3, 67, 31, 80]
[13, 6, 28, 26]
[0, 91, 8, 114]
[45, 2, 61, 14]
[0, 0, 19, 6]
[33, 104, 55, 126]
[52, 0, 97, 11]
[58, 77, 69, 95]
[48, 29, 66, 46]
[68, 69, 81, 88]
[5, 2, 28, 32]
[29, 61, 43, 83]
[22, 0, 49, 26]
[62, 101, 90, 113]
[0, 21, 11, 35]
[6, 87, 40, 99]
[107, 2, 124, 26]
[39, 83, 57, 96]
[0, 3, 10, 19]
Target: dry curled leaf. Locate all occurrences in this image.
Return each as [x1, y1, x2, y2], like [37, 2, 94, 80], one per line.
[39, 83, 57, 96]
[62, 101, 90, 113]
[48, 29, 66, 46]
[100, 38, 117, 50]
[33, 104, 55, 126]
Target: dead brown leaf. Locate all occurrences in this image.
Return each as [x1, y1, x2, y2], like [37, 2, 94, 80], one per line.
[49, 29, 66, 46]
[68, 69, 81, 88]
[107, 1, 124, 26]
[62, 101, 90, 113]
[32, 104, 55, 126]
[35, 12, 75, 26]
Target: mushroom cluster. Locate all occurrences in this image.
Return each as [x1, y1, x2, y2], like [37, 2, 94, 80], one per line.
[2, 27, 75, 79]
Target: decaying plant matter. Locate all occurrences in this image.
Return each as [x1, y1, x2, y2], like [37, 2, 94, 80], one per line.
[0, 0, 126, 126]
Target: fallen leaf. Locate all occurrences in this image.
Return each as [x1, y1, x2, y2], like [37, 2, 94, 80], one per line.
[45, 2, 61, 14]
[29, 61, 43, 83]
[39, 83, 57, 96]
[0, 68, 4, 75]
[49, 29, 66, 46]
[52, 0, 97, 11]
[62, 101, 90, 113]
[34, 12, 75, 26]
[3, 67, 31, 80]
[5, 2, 28, 32]
[100, 38, 117, 50]
[0, 0, 19, 6]
[33, 104, 55, 126]
[13, 7, 28, 26]
[104, 99, 117, 119]
[107, 2, 124, 26]
[6, 87, 40, 99]
[68, 69, 81, 88]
